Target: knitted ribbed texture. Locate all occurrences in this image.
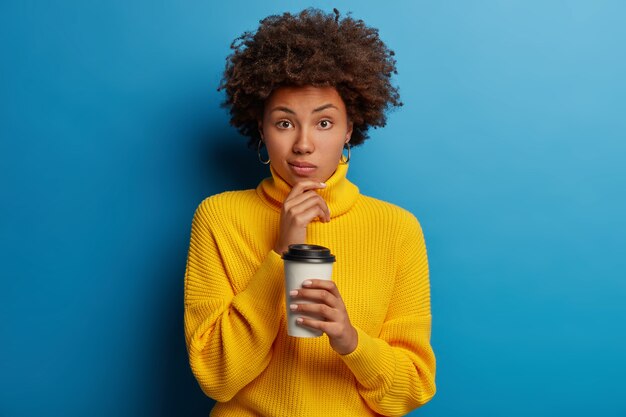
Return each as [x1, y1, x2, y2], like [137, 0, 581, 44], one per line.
[184, 164, 436, 417]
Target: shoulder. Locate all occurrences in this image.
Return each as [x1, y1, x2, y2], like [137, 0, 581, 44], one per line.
[356, 194, 424, 233]
[192, 189, 258, 223]
[354, 194, 428, 263]
[201, 189, 258, 208]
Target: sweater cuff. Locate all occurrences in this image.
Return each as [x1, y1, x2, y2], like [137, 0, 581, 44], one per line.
[340, 326, 395, 386]
[232, 250, 284, 324]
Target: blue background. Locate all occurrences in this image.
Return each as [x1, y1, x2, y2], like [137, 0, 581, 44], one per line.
[1, 1, 625, 416]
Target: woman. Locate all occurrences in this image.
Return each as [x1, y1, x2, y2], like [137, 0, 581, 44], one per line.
[184, 8, 436, 417]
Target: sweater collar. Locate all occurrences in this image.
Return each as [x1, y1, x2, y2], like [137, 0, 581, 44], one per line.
[256, 163, 359, 218]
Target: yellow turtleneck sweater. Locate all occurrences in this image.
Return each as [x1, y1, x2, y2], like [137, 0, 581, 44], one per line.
[184, 164, 436, 417]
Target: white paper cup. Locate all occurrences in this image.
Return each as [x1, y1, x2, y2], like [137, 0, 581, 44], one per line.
[282, 244, 336, 338]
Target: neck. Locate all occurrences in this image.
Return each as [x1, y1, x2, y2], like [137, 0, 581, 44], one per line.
[256, 163, 359, 218]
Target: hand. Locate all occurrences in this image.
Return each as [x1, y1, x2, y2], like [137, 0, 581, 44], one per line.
[289, 279, 358, 355]
[274, 181, 330, 255]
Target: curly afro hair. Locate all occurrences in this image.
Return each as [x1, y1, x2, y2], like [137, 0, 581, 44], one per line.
[218, 8, 402, 148]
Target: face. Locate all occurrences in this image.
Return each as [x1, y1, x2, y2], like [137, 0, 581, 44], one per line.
[259, 86, 353, 186]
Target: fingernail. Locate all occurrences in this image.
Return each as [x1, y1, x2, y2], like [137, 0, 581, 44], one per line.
[319, 182, 326, 187]
[302, 280, 312, 287]
[296, 317, 304, 323]
[289, 290, 298, 296]
[289, 304, 298, 311]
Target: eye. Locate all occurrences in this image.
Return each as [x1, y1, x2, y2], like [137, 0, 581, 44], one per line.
[276, 120, 292, 129]
[318, 119, 333, 129]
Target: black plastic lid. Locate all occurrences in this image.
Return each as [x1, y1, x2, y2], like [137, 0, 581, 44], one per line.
[282, 244, 336, 263]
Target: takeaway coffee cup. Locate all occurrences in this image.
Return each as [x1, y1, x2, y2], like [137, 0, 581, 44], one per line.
[282, 244, 336, 337]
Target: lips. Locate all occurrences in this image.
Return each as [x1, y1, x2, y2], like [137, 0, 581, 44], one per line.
[289, 161, 316, 168]
[288, 161, 317, 176]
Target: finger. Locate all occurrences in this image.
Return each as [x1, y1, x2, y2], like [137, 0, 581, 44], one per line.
[284, 192, 330, 221]
[292, 288, 338, 307]
[283, 190, 327, 212]
[302, 279, 342, 298]
[290, 302, 338, 321]
[296, 316, 332, 334]
[288, 205, 331, 228]
[288, 180, 326, 198]
[284, 195, 330, 222]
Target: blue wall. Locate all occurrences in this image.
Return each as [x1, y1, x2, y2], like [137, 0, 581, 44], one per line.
[1, 1, 625, 416]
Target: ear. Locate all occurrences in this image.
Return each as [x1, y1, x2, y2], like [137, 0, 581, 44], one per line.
[345, 121, 353, 144]
[257, 120, 264, 141]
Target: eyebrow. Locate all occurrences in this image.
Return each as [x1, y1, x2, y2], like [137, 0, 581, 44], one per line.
[312, 103, 338, 113]
[270, 103, 338, 114]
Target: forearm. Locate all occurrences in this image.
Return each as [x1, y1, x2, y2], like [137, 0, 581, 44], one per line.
[340, 321, 436, 416]
[185, 250, 284, 401]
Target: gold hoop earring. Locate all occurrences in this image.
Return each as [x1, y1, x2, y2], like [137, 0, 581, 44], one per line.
[257, 140, 270, 165]
[340, 143, 351, 164]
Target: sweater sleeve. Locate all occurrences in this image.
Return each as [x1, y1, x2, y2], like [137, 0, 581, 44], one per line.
[340, 213, 436, 416]
[183, 198, 284, 402]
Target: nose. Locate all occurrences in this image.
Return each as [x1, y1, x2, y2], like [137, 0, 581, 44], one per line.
[292, 126, 314, 154]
